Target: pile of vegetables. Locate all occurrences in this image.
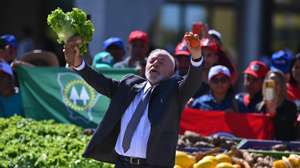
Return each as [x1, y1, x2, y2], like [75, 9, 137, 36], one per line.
[176, 131, 300, 168]
[0, 116, 114, 168]
[47, 8, 95, 54]
[177, 131, 239, 150]
[175, 148, 300, 168]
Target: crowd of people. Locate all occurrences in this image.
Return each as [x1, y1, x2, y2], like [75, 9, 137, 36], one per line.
[0, 22, 300, 141]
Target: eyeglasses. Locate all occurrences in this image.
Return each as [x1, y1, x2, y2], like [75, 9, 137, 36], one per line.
[211, 77, 229, 84]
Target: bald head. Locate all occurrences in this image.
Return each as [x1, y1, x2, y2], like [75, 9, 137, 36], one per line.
[145, 49, 176, 85]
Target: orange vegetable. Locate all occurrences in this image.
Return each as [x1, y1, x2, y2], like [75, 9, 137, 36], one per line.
[185, 34, 200, 48]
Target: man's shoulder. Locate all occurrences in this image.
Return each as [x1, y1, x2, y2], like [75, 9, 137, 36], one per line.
[156, 75, 182, 89]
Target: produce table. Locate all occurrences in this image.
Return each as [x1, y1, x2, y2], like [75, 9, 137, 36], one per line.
[176, 131, 300, 168]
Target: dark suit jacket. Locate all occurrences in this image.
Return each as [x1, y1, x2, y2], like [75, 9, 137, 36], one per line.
[77, 63, 202, 167]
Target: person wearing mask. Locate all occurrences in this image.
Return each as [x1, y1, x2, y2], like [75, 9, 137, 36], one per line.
[257, 70, 297, 140]
[192, 65, 234, 111]
[234, 61, 269, 113]
[113, 30, 149, 69]
[63, 32, 203, 168]
[103, 37, 125, 64]
[0, 61, 24, 117]
[173, 41, 190, 76]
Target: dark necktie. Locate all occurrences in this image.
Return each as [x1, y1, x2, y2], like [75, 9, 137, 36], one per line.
[122, 87, 152, 152]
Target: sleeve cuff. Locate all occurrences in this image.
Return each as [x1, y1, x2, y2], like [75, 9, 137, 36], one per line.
[191, 56, 203, 67]
[74, 61, 85, 71]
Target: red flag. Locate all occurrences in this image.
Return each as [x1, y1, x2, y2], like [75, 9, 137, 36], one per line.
[180, 108, 274, 139]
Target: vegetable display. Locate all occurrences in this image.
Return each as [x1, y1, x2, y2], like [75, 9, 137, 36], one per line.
[176, 131, 300, 168]
[0, 116, 113, 168]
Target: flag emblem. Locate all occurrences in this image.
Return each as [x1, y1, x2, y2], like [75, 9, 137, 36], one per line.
[63, 79, 96, 112]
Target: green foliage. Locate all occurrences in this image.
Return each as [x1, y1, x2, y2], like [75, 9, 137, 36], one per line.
[0, 116, 114, 168]
[47, 8, 95, 54]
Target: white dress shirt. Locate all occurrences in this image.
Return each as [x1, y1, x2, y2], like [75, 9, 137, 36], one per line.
[115, 82, 152, 158]
[74, 57, 203, 158]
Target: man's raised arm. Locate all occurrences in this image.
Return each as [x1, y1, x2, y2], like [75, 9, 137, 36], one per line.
[64, 36, 120, 98]
[178, 32, 203, 103]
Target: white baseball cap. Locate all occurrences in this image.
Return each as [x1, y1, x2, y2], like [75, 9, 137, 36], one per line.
[208, 29, 222, 40]
[208, 65, 231, 81]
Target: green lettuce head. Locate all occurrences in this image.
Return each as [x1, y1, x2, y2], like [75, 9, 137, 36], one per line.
[47, 8, 95, 55]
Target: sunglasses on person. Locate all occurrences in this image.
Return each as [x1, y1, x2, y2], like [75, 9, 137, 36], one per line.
[210, 76, 229, 84]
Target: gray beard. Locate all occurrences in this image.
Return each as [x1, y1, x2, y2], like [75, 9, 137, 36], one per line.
[145, 71, 164, 85]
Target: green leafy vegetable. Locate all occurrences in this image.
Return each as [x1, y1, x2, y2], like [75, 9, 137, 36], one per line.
[47, 8, 95, 55]
[0, 116, 114, 168]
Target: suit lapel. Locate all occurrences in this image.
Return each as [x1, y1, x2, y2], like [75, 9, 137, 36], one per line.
[122, 81, 147, 113]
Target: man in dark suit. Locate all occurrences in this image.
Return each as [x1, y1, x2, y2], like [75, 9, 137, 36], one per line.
[64, 32, 203, 168]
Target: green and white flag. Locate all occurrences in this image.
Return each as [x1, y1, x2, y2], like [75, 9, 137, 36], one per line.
[16, 66, 137, 128]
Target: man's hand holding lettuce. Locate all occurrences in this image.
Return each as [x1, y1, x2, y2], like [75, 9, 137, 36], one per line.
[47, 8, 94, 55]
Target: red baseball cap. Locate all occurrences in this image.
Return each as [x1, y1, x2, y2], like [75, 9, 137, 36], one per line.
[244, 60, 269, 79]
[200, 38, 219, 52]
[175, 41, 190, 56]
[128, 30, 148, 44]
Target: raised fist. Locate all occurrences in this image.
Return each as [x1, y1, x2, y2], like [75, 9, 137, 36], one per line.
[63, 36, 83, 68]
